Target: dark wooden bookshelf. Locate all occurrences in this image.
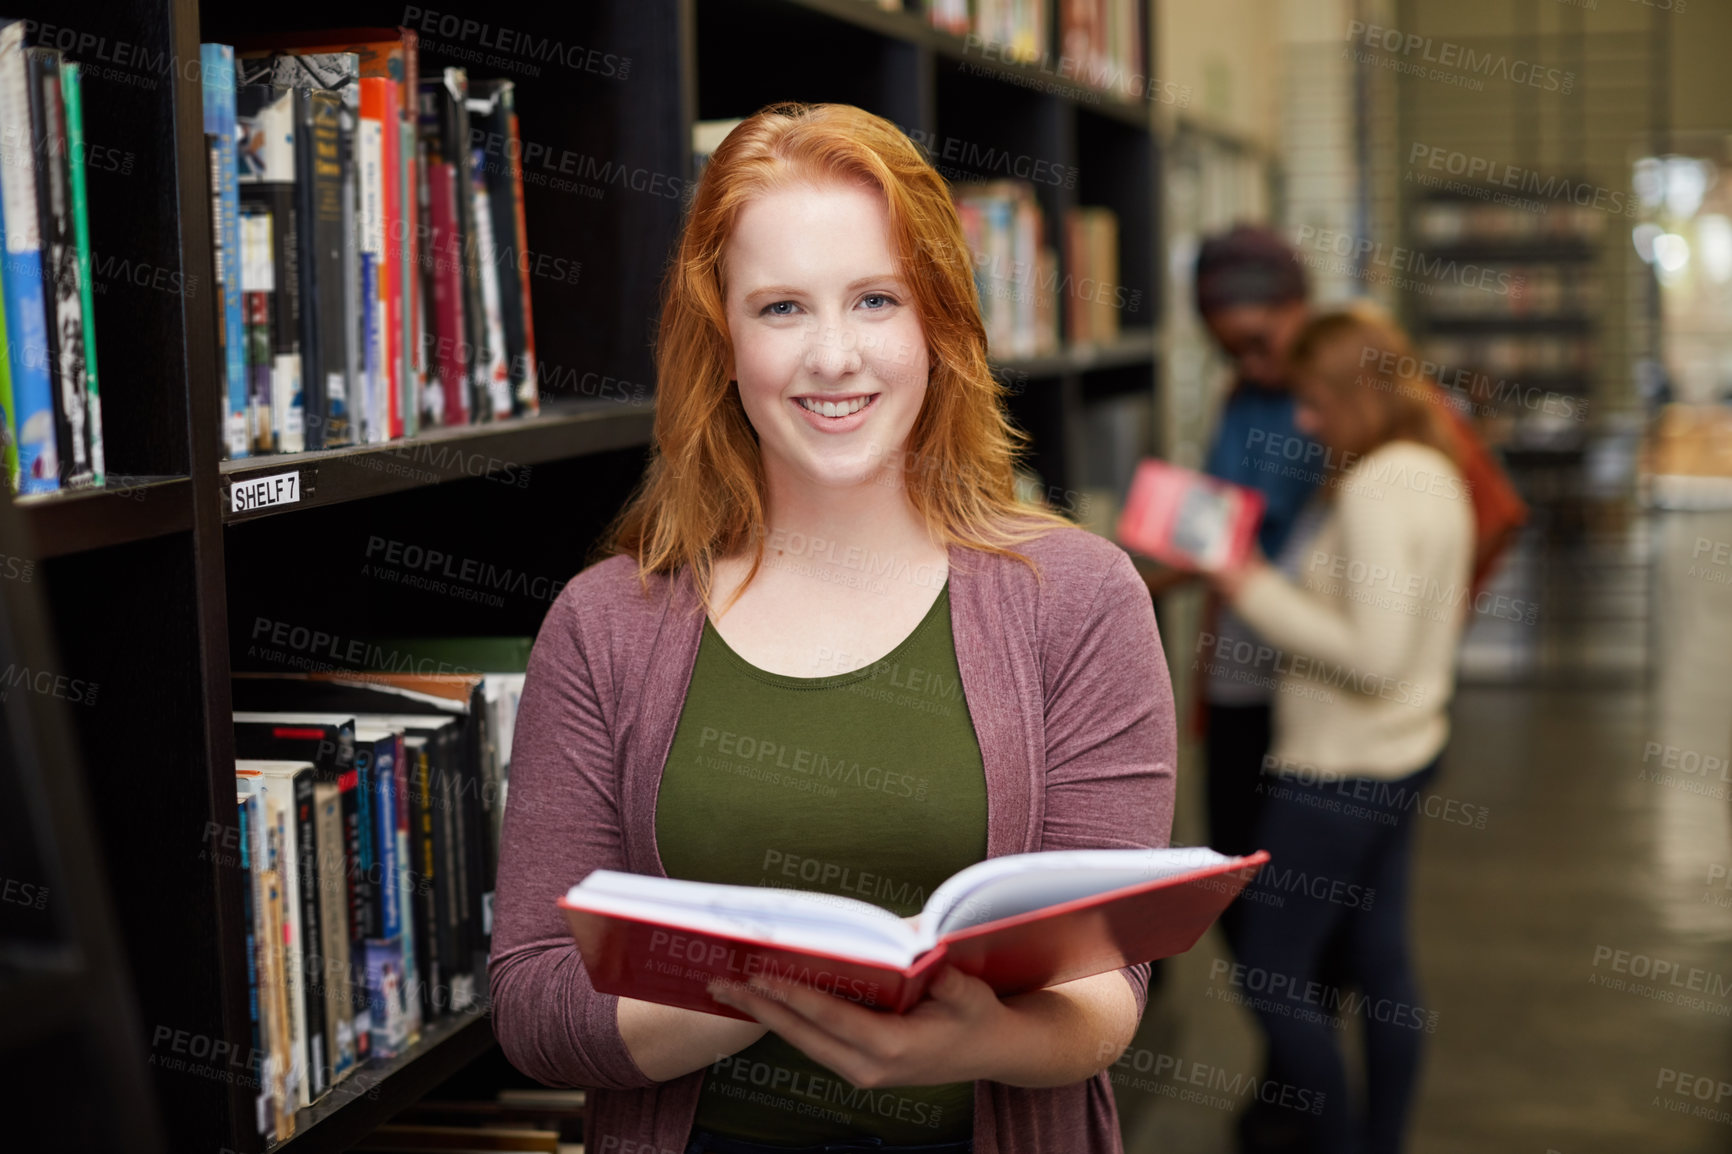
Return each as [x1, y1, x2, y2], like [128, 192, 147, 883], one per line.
[218, 402, 654, 524]
[17, 477, 194, 560]
[6, 0, 1163, 1151]
[272, 1012, 496, 1154]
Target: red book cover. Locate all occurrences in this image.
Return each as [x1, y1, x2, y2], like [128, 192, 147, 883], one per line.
[380, 78, 403, 439]
[506, 107, 538, 415]
[427, 160, 469, 424]
[559, 849, 1268, 1020]
[1116, 458, 1266, 573]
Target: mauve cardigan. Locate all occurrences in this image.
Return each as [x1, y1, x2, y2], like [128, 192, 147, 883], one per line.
[489, 525, 1178, 1154]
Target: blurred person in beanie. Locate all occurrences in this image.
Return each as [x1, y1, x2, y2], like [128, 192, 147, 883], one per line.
[1187, 225, 1324, 897]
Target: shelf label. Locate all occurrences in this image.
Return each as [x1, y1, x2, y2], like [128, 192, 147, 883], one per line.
[230, 470, 302, 514]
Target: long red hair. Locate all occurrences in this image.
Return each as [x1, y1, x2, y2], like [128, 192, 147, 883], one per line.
[604, 102, 1067, 612]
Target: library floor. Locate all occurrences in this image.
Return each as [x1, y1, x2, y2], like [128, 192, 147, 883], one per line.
[1118, 509, 1732, 1154]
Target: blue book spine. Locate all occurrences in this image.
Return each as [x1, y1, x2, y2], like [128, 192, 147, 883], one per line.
[363, 937, 406, 1058]
[359, 252, 378, 441]
[237, 795, 263, 1124]
[354, 745, 376, 938]
[201, 43, 248, 458]
[374, 741, 399, 940]
[0, 21, 58, 493]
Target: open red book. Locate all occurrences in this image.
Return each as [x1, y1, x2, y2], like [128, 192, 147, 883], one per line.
[1117, 458, 1266, 573]
[559, 847, 1270, 1019]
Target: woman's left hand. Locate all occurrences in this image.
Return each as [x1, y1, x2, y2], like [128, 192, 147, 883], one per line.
[708, 965, 1014, 1089]
[1206, 548, 1269, 604]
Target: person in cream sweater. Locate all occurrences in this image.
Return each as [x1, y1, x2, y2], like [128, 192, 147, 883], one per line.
[1209, 304, 1474, 1154]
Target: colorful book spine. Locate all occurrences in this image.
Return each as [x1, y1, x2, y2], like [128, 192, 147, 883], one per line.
[335, 762, 370, 1063]
[504, 100, 538, 415]
[379, 80, 402, 440]
[0, 21, 58, 493]
[38, 53, 92, 487]
[313, 781, 356, 1083]
[468, 152, 511, 420]
[364, 937, 407, 1059]
[413, 136, 438, 427]
[411, 740, 440, 1021]
[373, 738, 400, 941]
[427, 160, 467, 424]
[60, 62, 102, 484]
[240, 210, 274, 451]
[292, 772, 327, 1100]
[237, 794, 264, 1135]
[395, 741, 422, 1043]
[359, 253, 379, 442]
[236, 84, 304, 454]
[398, 114, 417, 436]
[0, 260, 12, 490]
[26, 46, 91, 491]
[259, 795, 295, 1138]
[339, 104, 359, 447]
[306, 88, 345, 452]
[356, 87, 385, 442]
[201, 44, 248, 459]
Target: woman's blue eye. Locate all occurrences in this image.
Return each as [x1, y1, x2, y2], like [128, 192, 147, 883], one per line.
[763, 300, 798, 316]
[861, 293, 895, 309]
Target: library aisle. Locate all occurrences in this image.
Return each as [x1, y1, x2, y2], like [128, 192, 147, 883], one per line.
[1119, 515, 1732, 1154]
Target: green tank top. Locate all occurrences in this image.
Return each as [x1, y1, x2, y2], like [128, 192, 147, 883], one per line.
[655, 582, 988, 1144]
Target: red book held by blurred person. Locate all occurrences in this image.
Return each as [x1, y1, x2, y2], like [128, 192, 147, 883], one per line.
[1117, 458, 1266, 572]
[559, 847, 1269, 1019]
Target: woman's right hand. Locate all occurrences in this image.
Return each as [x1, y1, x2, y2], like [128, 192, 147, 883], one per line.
[617, 995, 770, 1082]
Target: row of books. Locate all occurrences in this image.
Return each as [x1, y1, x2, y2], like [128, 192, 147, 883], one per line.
[1412, 198, 1610, 245]
[926, 0, 1049, 63]
[956, 182, 1057, 359]
[922, 0, 1142, 96]
[1421, 335, 1596, 379]
[1428, 266, 1600, 317]
[1060, 0, 1144, 97]
[203, 26, 541, 459]
[955, 182, 1123, 358]
[227, 660, 525, 1141]
[0, 21, 106, 495]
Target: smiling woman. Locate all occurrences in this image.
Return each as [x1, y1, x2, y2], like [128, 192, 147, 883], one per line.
[487, 103, 1178, 1154]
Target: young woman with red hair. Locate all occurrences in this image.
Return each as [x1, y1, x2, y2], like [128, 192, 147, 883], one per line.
[488, 104, 1177, 1154]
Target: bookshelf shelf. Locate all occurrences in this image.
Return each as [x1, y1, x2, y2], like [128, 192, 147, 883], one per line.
[268, 1011, 497, 1154]
[18, 477, 194, 559]
[1420, 314, 1597, 334]
[217, 402, 655, 524]
[991, 328, 1158, 379]
[1418, 241, 1598, 264]
[771, 0, 1152, 129]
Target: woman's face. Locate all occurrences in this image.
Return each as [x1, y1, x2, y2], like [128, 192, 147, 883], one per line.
[1293, 363, 1373, 459]
[723, 179, 930, 491]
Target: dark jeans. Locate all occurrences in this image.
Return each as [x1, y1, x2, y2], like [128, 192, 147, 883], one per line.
[1205, 702, 1273, 950]
[1233, 756, 1441, 1154]
[684, 1131, 972, 1154]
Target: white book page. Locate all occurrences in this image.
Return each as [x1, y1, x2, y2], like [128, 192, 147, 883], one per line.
[568, 870, 923, 969]
[919, 847, 1234, 943]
